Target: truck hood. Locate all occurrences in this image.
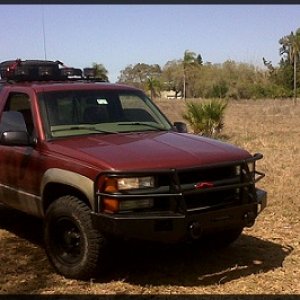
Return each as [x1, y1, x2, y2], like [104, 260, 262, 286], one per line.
[45, 132, 251, 171]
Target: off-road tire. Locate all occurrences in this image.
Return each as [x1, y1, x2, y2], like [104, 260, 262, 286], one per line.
[44, 195, 106, 280]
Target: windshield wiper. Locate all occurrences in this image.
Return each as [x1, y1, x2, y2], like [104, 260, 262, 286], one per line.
[51, 125, 116, 134]
[117, 122, 166, 131]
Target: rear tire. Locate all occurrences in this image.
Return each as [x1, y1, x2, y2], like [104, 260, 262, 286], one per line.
[44, 195, 106, 279]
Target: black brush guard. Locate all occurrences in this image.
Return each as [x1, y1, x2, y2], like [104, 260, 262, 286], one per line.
[91, 153, 267, 242]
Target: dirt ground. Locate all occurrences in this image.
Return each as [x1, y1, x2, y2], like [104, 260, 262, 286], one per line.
[0, 98, 299, 295]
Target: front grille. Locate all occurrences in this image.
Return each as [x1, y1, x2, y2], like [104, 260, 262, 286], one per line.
[96, 155, 263, 214]
[178, 165, 241, 211]
[178, 165, 236, 184]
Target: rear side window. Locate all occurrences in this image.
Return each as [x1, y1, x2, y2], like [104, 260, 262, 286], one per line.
[4, 93, 30, 111]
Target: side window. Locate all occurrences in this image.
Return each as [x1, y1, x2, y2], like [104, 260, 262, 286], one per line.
[4, 93, 35, 136]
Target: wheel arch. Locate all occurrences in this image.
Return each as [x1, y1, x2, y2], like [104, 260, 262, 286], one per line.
[41, 168, 95, 213]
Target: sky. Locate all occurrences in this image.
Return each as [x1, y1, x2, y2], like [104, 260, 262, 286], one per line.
[0, 4, 300, 82]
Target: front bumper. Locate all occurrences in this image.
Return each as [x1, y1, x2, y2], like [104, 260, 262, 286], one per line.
[91, 188, 267, 243]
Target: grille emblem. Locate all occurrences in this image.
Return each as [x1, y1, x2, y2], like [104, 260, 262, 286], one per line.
[194, 182, 214, 190]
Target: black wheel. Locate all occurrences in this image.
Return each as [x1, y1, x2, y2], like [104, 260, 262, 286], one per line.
[44, 195, 107, 279]
[202, 227, 244, 249]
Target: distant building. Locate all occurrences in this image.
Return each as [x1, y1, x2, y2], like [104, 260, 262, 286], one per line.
[160, 90, 183, 99]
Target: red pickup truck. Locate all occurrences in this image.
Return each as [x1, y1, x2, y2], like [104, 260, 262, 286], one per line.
[0, 59, 267, 279]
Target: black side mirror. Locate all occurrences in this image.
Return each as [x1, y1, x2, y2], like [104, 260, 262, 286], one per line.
[0, 111, 28, 132]
[0, 111, 33, 146]
[0, 131, 31, 146]
[173, 122, 188, 133]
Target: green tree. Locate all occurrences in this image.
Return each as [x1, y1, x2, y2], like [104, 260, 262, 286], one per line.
[279, 29, 300, 103]
[183, 50, 197, 99]
[161, 60, 183, 98]
[211, 80, 229, 98]
[196, 54, 203, 65]
[162, 53, 202, 99]
[118, 63, 161, 92]
[92, 62, 109, 81]
[146, 76, 161, 99]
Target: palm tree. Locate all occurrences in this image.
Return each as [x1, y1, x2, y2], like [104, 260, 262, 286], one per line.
[279, 29, 300, 104]
[183, 100, 227, 137]
[183, 50, 197, 100]
[146, 76, 161, 99]
[92, 62, 109, 82]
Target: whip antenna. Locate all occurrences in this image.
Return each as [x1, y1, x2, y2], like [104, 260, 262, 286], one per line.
[42, 5, 47, 60]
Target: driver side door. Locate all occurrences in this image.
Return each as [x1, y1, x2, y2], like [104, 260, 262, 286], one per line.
[0, 91, 42, 216]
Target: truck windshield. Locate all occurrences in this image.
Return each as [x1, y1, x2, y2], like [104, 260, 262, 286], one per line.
[38, 89, 173, 139]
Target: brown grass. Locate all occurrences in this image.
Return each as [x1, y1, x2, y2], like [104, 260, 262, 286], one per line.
[0, 98, 299, 295]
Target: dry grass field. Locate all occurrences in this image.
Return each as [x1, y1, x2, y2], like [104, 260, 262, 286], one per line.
[0, 98, 299, 295]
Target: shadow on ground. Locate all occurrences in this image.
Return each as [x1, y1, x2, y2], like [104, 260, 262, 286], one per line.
[0, 204, 293, 293]
[104, 235, 293, 287]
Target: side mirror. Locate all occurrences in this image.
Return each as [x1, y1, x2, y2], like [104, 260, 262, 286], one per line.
[0, 111, 33, 146]
[173, 122, 188, 133]
[0, 131, 32, 146]
[0, 111, 28, 132]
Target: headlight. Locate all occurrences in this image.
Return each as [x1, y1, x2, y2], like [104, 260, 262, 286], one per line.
[102, 176, 155, 193]
[100, 175, 155, 213]
[117, 176, 155, 190]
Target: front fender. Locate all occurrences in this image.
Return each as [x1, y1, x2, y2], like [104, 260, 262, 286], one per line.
[41, 168, 95, 210]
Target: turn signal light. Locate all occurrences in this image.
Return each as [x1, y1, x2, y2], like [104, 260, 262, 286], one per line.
[102, 198, 119, 213]
[104, 177, 118, 193]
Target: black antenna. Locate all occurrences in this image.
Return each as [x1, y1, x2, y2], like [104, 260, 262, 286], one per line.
[42, 5, 47, 60]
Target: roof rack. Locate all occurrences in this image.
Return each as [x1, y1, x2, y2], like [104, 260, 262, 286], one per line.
[0, 59, 108, 83]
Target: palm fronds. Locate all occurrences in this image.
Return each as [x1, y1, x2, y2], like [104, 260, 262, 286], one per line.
[183, 99, 227, 137]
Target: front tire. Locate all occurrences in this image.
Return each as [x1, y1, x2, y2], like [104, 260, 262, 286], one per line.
[44, 196, 106, 279]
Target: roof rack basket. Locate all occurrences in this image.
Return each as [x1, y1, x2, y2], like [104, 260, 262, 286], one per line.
[0, 59, 83, 81]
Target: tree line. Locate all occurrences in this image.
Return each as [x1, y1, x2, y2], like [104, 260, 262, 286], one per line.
[96, 28, 300, 100]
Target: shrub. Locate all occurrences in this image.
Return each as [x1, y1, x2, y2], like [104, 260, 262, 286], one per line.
[183, 99, 227, 137]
